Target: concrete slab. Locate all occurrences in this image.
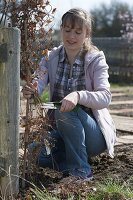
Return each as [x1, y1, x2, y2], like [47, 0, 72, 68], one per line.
[109, 108, 132, 114]
[112, 115, 133, 133]
[110, 100, 133, 105]
[116, 135, 133, 145]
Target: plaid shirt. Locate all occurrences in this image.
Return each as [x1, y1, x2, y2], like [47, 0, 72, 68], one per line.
[52, 47, 86, 101]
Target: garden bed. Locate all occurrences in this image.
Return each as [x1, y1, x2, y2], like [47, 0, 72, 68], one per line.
[18, 87, 133, 199]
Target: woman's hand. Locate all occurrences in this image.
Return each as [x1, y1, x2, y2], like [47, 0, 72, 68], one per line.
[22, 82, 38, 99]
[60, 91, 79, 112]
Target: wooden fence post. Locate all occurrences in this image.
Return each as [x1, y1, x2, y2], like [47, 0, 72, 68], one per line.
[0, 27, 20, 198]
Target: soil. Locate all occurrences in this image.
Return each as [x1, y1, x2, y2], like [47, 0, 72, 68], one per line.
[17, 140, 133, 199]
[92, 142, 133, 183]
[18, 87, 133, 199]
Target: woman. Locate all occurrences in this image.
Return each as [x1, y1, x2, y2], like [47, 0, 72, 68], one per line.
[23, 8, 116, 181]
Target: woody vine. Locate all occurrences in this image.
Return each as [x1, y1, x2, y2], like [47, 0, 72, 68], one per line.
[0, 0, 56, 187]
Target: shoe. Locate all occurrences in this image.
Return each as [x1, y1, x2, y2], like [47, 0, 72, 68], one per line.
[28, 141, 40, 152]
[59, 172, 93, 185]
[76, 171, 93, 183]
[59, 175, 78, 184]
[69, 169, 93, 180]
[67, 171, 93, 183]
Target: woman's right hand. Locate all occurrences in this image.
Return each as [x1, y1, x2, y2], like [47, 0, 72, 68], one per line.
[22, 82, 38, 99]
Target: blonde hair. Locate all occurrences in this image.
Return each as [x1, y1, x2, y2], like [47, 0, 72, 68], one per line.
[61, 8, 99, 53]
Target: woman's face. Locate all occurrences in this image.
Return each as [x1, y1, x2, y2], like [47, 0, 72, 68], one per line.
[61, 21, 88, 53]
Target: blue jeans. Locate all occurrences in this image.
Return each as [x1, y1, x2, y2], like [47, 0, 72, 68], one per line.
[37, 107, 107, 178]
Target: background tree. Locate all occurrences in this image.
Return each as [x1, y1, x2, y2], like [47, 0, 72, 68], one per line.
[91, 0, 132, 37]
[119, 11, 133, 42]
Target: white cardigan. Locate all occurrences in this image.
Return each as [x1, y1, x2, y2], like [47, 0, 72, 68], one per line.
[36, 45, 116, 158]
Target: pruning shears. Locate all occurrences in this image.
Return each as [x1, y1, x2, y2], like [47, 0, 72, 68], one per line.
[42, 102, 61, 110]
[42, 102, 80, 111]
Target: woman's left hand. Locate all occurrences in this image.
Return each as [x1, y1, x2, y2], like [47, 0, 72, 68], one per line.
[60, 91, 79, 112]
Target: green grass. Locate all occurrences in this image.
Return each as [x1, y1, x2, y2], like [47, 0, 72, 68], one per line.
[30, 186, 60, 200]
[40, 91, 49, 102]
[110, 83, 133, 95]
[110, 83, 133, 89]
[88, 178, 133, 200]
[30, 178, 133, 200]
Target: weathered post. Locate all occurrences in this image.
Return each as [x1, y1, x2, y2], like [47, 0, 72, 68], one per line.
[0, 27, 20, 198]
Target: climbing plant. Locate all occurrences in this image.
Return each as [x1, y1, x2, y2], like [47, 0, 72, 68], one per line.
[0, 0, 56, 187]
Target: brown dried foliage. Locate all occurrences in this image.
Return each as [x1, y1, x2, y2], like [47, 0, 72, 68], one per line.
[1, 0, 56, 188]
[0, 0, 56, 80]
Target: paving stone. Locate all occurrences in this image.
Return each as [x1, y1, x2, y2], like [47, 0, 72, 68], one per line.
[116, 135, 133, 145]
